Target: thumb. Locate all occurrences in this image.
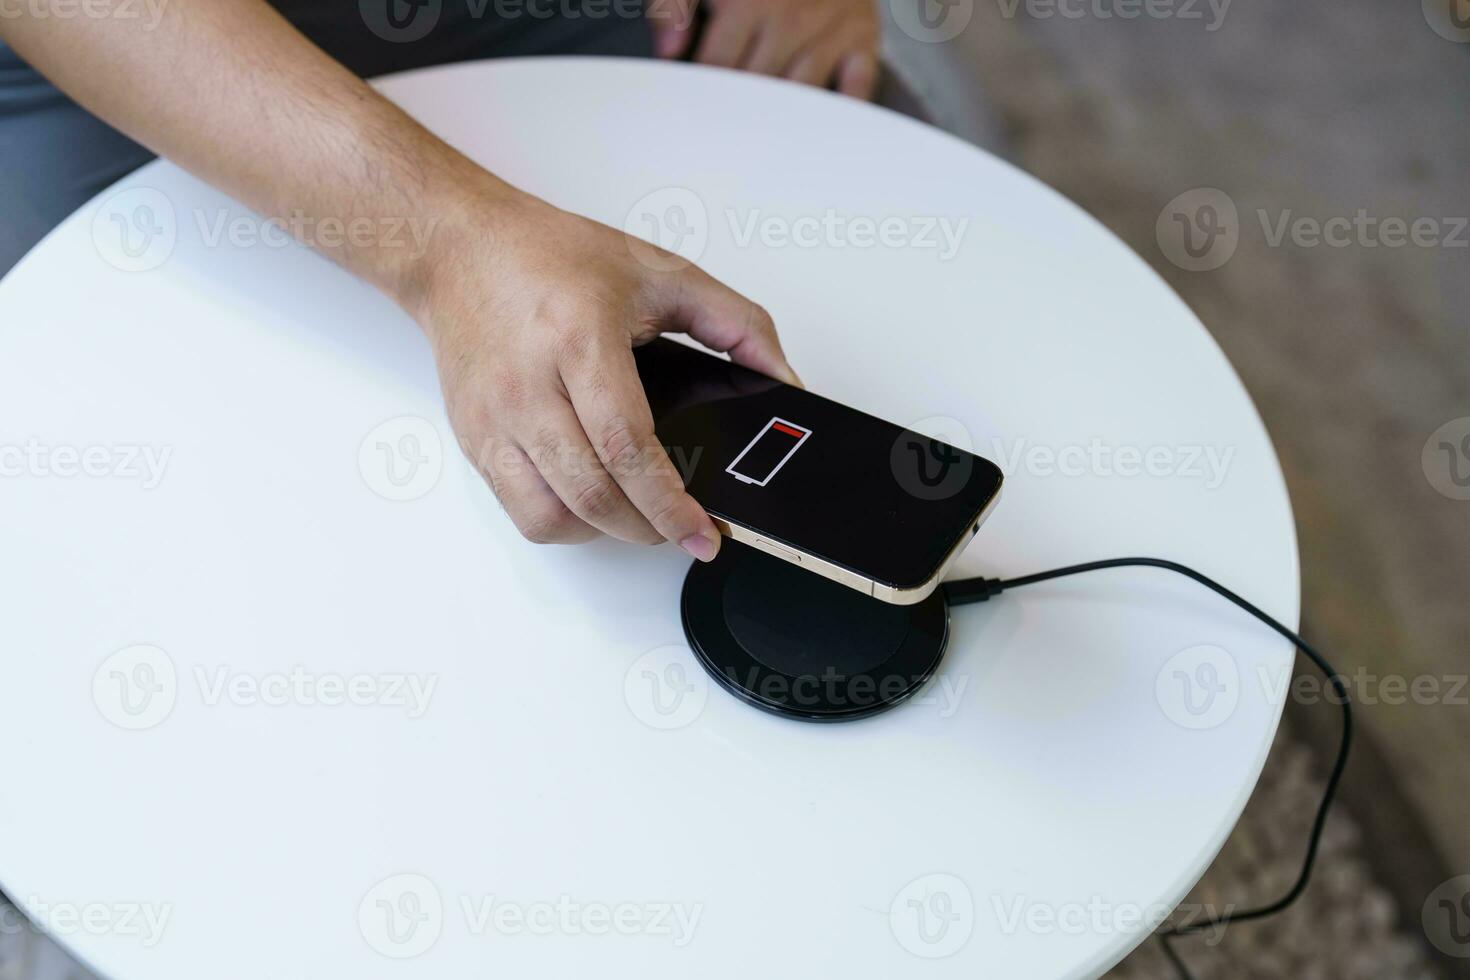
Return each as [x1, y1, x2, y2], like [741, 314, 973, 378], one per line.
[662, 265, 802, 387]
[650, 0, 699, 59]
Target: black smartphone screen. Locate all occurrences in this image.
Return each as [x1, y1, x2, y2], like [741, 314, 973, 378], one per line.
[635, 338, 1003, 590]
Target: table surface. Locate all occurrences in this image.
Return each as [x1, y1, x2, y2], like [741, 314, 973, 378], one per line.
[0, 58, 1297, 980]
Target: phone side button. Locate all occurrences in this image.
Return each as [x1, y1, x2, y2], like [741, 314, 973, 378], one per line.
[752, 537, 802, 563]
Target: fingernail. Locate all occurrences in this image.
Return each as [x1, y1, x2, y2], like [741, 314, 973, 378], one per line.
[679, 532, 719, 562]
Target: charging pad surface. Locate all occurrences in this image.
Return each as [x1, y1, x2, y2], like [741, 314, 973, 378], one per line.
[681, 542, 949, 721]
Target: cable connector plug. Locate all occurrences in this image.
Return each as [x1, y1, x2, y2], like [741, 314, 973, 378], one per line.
[943, 576, 1005, 606]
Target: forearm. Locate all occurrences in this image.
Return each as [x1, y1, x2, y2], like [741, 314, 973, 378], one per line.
[3, 3, 797, 556]
[0, 0, 508, 311]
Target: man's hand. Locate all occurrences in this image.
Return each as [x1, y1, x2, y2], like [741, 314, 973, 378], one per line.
[0, 0, 802, 562]
[652, 0, 881, 100]
[417, 187, 798, 558]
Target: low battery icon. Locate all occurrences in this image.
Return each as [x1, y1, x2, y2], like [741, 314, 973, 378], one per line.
[726, 417, 812, 486]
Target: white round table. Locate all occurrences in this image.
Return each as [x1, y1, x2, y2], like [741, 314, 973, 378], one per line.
[0, 58, 1297, 980]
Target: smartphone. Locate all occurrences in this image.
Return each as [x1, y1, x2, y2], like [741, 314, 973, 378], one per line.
[634, 338, 1003, 604]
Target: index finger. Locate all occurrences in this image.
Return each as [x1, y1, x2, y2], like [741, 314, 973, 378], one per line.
[561, 339, 722, 562]
[661, 264, 802, 386]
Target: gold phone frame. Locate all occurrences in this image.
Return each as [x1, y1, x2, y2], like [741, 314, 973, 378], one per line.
[708, 485, 1003, 605]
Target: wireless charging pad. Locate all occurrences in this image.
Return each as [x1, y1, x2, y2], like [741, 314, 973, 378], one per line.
[681, 541, 950, 722]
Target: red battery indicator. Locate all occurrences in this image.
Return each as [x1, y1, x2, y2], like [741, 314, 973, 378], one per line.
[726, 417, 812, 486]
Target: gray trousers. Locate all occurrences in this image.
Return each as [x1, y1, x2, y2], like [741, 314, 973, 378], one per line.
[0, 1, 926, 277]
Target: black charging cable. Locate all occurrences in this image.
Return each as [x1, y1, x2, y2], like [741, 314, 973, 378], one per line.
[944, 557, 1353, 980]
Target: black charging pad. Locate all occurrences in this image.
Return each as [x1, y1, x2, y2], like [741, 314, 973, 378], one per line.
[681, 541, 950, 722]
